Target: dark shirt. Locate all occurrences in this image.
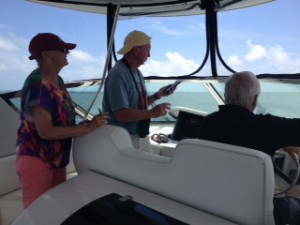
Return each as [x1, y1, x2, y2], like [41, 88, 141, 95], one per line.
[198, 105, 300, 156]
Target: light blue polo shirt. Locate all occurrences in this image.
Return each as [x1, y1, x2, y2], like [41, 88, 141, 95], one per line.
[102, 60, 146, 135]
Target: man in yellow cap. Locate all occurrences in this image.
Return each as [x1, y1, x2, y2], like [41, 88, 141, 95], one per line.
[102, 30, 175, 153]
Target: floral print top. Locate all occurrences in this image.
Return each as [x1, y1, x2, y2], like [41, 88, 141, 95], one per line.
[16, 69, 76, 169]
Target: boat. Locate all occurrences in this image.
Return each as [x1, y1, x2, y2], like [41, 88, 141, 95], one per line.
[1, 0, 300, 224]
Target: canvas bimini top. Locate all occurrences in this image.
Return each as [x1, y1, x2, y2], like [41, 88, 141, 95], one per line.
[27, 0, 274, 17]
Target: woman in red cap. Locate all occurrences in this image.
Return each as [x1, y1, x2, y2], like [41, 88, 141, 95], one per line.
[15, 33, 109, 209]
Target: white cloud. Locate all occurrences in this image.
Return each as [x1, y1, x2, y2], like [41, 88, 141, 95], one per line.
[0, 33, 34, 90]
[0, 37, 18, 51]
[151, 21, 183, 35]
[140, 52, 199, 76]
[0, 33, 107, 90]
[265, 45, 300, 73]
[150, 20, 204, 36]
[1, 31, 300, 92]
[245, 40, 267, 62]
[226, 40, 300, 74]
[187, 23, 205, 33]
[62, 51, 106, 82]
[69, 50, 96, 63]
[228, 55, 243, 67]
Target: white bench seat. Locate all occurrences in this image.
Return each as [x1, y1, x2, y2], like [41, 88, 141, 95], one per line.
[72, 125, 275, 225]
[12, 125, 275, 225]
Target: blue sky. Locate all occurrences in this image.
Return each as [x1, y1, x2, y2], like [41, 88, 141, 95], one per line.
[1, 0, 300, 91]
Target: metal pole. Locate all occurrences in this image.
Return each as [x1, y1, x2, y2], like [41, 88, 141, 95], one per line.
[83, 0, 122, 119]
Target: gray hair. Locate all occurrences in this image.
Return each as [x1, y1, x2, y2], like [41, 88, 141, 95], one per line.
[224, 71, 260, 106]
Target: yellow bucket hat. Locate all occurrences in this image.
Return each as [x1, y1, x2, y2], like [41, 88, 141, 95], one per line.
[117, 30, 151, 55]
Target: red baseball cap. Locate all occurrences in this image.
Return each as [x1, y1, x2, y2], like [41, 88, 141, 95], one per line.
[28, 33, 76, 60]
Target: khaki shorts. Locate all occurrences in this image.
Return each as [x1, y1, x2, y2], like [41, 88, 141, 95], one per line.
[130, 135, 160, 154]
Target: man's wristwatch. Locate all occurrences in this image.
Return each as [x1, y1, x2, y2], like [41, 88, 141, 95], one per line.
[154, 92, 161, 100]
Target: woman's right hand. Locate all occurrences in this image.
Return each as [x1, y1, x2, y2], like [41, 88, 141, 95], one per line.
[87, 113, 110, 131]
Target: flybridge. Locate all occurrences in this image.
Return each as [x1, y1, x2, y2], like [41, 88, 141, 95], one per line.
[27, 0, 274, 16]
[25, 0, 275, 77]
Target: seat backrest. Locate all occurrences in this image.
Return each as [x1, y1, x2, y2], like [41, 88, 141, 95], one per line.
[0, 98, 20, 196]
[73, 125, 275, 225]
[174, 139, 275, 225]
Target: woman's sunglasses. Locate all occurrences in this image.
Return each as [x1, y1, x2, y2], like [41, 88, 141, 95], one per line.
[57, 48, 69, 53]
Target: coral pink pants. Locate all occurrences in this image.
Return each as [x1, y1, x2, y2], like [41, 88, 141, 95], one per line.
[16, 155, 66, 209]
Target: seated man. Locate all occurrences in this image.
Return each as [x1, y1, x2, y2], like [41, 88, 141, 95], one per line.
[198, 71, 300, 157]
[198, 71, 300, 225]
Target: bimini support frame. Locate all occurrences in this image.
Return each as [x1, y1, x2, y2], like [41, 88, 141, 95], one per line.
[186, 0, 236, 77]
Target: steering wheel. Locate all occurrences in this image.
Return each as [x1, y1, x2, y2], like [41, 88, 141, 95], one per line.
[273, 151, 300, 196]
